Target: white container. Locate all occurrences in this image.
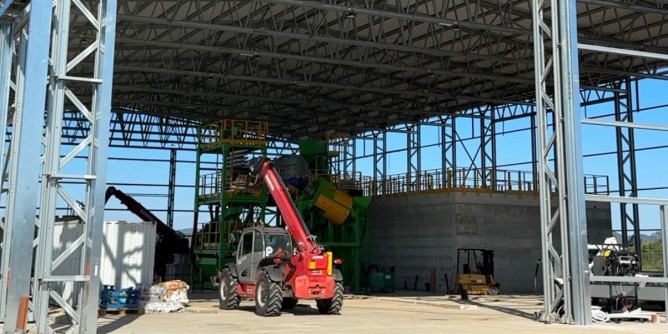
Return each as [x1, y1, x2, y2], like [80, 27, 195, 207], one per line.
[100, 221, 157, 289]
[52, 220, 157, 304]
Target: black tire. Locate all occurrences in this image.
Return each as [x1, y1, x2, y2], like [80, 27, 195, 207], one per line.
[282, 297, 298, 309]
[254, 270, 283, 317]
[219, 269, 241, 310]
[316, 282, 344, 315]
[460, 287, 469, 301]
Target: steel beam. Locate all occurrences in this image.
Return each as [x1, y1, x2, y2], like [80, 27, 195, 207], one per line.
[579, 44, 668, 61]
[0, 0, 14, 18]
[581, 119, 668, 132]
[117, 15, 534, 66]
[2, 1, 52, 331]
[256, 0, 529, 35]
[585, 194, 668, 206]
[114, 38, 534, 85]
[112, 65, 533, 107]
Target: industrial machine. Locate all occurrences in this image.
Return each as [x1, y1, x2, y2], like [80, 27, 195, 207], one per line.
[104, 186, 190, 280]
[455, 248, 500, 300]
[218, 157, 344, 316]
[191, 120, 371, 293]
[289, 138, 372, 293]
[589, 237, 666, 312]
[191, 120, 269, 289]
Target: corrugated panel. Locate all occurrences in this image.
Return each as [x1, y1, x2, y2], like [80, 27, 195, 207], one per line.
[100, 221, 156, 289]
[53, 220, 157, 305]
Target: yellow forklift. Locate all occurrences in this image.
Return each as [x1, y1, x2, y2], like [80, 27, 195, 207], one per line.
[455, 248, 500, 300]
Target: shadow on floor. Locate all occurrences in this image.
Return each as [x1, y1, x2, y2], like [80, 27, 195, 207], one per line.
[236, 304, 324, 316]
[98, 314, 141, 334]
[453, 298, 537, 320]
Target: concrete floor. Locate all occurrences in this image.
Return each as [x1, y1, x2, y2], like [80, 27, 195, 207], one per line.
[89, 292, 667, 334]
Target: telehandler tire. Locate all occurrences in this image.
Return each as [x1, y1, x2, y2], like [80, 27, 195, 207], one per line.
[317, 282, 343, 315]
[255, 270, 283, 317]
[219, 268, 241, 310]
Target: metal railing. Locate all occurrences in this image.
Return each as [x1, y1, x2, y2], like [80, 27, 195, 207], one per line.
[356, 167, 609, 197]
[197, 119, 268, 149]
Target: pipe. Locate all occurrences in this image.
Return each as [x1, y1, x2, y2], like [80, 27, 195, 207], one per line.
[16, 295, 29, 333]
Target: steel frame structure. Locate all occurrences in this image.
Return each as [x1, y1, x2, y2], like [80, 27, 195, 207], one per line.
[0, 0, 667, 331]
[0, 1, 117, 334]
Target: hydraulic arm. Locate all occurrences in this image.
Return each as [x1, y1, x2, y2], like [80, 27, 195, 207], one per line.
[249, 157, 319, 254]
[104, 186, 189, 278]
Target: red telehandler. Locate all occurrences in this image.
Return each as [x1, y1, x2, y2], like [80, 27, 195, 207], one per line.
[217, 157, 344, 316]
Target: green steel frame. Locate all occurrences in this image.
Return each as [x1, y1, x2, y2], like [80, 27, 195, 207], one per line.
[191, 121, 268, 289]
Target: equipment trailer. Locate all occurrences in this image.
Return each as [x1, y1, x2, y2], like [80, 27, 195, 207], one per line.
[218, 157, 344, 316]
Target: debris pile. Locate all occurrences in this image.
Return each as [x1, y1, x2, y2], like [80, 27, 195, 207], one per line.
[141, 280, 190, 313]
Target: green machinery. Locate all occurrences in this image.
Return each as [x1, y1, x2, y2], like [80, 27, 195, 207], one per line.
[191, 120, 269, 288]
[280, 139, 372, 293]
[191, 123, 371, 292]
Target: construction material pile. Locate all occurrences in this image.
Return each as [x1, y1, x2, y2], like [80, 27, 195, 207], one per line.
[141, 280, 190, 313]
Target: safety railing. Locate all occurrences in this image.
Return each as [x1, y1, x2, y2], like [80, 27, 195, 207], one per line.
[584, 174, 610, 195]
[197, 119, 268, 149]
[358, 167, 609, 197]
[196, 222, 221, 250]
[199, 172, 222, 198]
[199, 170, 263, 200]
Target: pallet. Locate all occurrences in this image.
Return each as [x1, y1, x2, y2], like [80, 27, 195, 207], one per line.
[98, 308, 145, 316]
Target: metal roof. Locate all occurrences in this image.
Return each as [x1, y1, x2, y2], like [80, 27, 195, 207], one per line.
[70, 0, 668, 140]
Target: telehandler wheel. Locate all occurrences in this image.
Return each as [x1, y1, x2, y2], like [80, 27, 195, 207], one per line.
[219, 269, 241, 310]
[316, 282, 343, 315]
[254, 270, 283, 317]
[281, 297, 298, 310]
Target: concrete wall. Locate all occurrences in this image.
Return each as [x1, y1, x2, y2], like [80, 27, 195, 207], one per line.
[369, 191, 612, 294]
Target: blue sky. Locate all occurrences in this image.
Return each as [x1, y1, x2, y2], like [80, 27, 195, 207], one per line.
[98, 78, 668, 234]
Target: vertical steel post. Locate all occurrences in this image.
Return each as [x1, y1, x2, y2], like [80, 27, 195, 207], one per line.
[661, 205, 668, 323]
[530, 112, 537, 192]
[3, 1, 52, 331]
[0, 22, 13, 323]
[560, 0, 591, 320]
[30, 1, 117, 333]
[373, 131, 386, 195]
[167, 148, 177, 228]
[532, 0, 590, 325]
[480, 108, 495, 189]
[80, 0, 117, 331]
[614, 78, 640, 263]
[406, 124, 420, 191]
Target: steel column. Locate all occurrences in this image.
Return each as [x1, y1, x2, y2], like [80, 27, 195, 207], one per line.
[167, 148, 177, 228]
[440, 116, 456, 188]
[2, 1, 52, 331]
[613, 78, 640, 262]
[0, 22, 13, 323]
[661, 205, 668, 322]
[372, 131, 386, 195]
[532, 0, 591, 325]
[31, 0, 117, 333]
[407, 124, 420, 191]
[480, 109, 494, 189]
[530, 113, 538, 192]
